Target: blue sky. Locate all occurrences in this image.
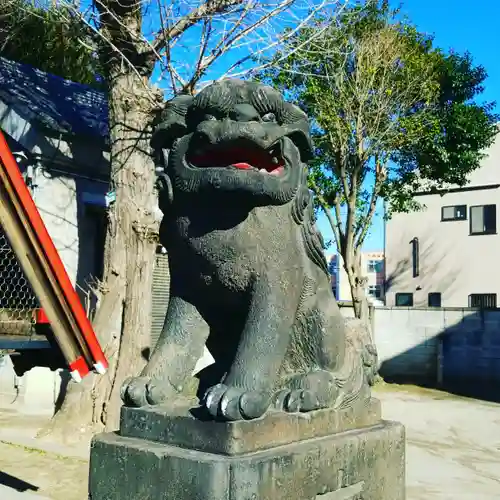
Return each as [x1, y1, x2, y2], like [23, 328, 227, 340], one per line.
[316, 0, 500, 252]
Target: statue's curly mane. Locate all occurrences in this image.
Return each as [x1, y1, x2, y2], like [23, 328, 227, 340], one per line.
[291, 166, 329, 277]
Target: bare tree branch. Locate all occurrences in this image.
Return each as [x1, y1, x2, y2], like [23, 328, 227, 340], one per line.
[310, 178, 343, 250]
[152, 0, 244, 53]
[35, 0, 347, 101]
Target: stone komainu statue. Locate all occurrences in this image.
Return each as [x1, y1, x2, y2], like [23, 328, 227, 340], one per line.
[121, 79, 378, 421]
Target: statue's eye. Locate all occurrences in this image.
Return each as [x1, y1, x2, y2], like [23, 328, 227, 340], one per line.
[262, 112, 276, 123]
[204, 114, 217, 121]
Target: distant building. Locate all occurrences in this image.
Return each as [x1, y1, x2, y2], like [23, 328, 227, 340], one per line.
[325, 253, 339, 299]
[325, 251, 385, 304]
[385, 133, 500, 308]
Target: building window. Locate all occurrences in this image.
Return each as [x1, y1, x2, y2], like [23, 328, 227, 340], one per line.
[85, 205, 107, 280]
[367, 260, 382, 273]
[411, 237, 419, 278]
[367, 285, 382, 299]
[395, 293, 413, 307]
[470, 205, 496, 235]
[441, 205, 467, 221]
[328, 257, 338, 276]
[469, 293, 497, 309]
[428, 292, 441, 307]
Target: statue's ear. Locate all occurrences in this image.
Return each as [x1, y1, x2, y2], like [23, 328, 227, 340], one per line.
[151, 94, 194, 151]
[151, 121, 187, 151]
[285, 125, 314, 163]
[281, 102, 313, 162]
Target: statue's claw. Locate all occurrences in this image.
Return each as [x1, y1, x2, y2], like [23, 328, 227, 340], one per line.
[121, 376, 170, 407]
[202, 383, 271, 421]
[275, 370, 339, 414]
[274, 389, 321, 413]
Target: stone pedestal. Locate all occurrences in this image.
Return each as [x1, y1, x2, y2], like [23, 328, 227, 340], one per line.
[89, 399, 405, 500]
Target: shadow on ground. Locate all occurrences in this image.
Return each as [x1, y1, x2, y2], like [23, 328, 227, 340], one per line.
[0, 470, 39, 492]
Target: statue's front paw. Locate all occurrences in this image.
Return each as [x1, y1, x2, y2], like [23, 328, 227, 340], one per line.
[202, 384, 271, 421]
[120, 376, 172, 407]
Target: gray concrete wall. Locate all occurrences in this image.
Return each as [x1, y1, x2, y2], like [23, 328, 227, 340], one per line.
[3, 303, 500, 415]
[374, 307, 500, 386]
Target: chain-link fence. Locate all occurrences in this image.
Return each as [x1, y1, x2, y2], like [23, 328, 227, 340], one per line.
[0, 227, 39, 335]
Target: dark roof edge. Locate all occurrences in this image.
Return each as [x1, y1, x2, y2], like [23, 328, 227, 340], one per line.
[0, 56, 106, 97]
[413, 183, 500, 197]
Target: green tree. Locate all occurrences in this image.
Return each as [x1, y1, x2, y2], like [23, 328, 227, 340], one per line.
[261, 0, 498, 319]
[0, 0, 102, 86]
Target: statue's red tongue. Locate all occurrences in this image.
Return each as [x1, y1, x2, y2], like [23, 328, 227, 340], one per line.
[190, 146, 283, 172]
[232, 163, 252, 169]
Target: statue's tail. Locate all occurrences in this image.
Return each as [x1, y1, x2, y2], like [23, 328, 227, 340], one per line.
[334, 318, 379, 410]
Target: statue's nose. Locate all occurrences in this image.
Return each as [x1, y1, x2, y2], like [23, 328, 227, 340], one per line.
[229, 103, 260, 122]
[220, 118, 268, 143]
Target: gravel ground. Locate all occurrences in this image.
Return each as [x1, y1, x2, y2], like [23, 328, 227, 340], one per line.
[0, 385, 498, 499]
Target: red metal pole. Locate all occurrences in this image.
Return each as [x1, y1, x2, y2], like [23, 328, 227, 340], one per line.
[0, 130, 108, 377]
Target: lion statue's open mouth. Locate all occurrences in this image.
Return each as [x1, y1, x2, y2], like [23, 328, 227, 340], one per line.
[187, 138, 286, 176]
[150, 79, 313, 205]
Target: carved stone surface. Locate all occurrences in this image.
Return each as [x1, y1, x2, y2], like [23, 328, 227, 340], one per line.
[120, 78, 378, 422]
[89, 417, 405, 500]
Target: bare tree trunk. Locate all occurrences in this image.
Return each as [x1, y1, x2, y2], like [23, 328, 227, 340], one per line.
[342, 248, 369, 321]
[316, 194, 370, 324]
[98, 70, 159, 430]
[38, 64, 159, 441]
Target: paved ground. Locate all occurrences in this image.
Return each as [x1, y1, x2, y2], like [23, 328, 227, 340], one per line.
[0, 410, 88, 500]
[0, 440, 87, 500]
[0, 385, 498, 499]
[376, 385, 500, 499]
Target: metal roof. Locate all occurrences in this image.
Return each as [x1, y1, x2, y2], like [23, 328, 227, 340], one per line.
[0, 56, 108, 139]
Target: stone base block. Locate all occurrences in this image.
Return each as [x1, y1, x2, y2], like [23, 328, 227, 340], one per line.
[89, 416, 405, 500]
[119, 397, 382, 455]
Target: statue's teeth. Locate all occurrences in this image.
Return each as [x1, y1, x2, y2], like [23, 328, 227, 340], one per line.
[271, 157, 279, 164]
[259, 168, 267, 173]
